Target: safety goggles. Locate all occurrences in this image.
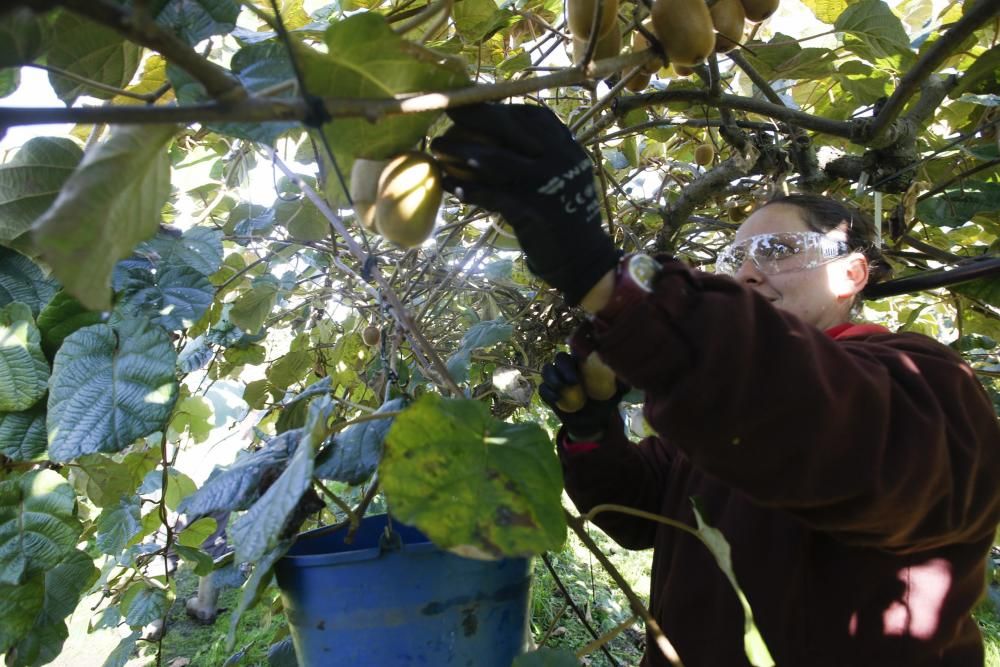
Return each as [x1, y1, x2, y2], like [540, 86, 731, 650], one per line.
[716, 231, 851, 276]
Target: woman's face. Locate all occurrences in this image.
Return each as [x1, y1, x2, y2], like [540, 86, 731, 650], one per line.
[728, 204, 868, 330]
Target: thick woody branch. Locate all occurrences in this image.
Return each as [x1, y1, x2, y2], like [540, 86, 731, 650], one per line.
[47, 0, 245, 102]
[864, 0, 1000, 145]
[656, 146, 759, 251]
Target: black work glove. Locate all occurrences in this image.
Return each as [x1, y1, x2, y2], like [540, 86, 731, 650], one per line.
[430, 104, 620, 306]
[538, 352, 628, 442]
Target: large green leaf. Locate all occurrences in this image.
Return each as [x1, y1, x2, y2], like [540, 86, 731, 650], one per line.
[229, 397, 332, 562]
[0, 572, 43, 655]
[35, 291, 104, 357]
[122, 583, 170, 628]
[0, 403, 47, 461]
[743, 35, 838, 82]
[298, 13, 470, 202]
[0, 137, 82, 246]
[0, 9, 47, 68]
[45, 12, 142, 104]
[95, 496, 143, 555]
[31, 125, 175, 311]
[170, 42, 296, 144]
[116, 262, 215, 331]
[139, 225, 225, 277]
[100, 631, 141, 667]
[834, 0, 915, 70]
[315, 398, 405, 484]
[447, 318, 514, 382]
[178, 430, 301, 519]
[916, 181, 1000, 228]
[155, 0, 240, 45]
[0, 302, 49, 413]
[802, 0, 852, 24]
[230, 275, 280, 333]
[380, 394, 566, 558]
[274, 197, 329, 242]
[3, 548, 98, 667]
[452, 0, 517, 43]
[0, 249, 56, 318]
[952, 276, 1000, 309]
[47, 317, 178, 462]
[0, 469, 82, 587]
[226, 540, 291, 650]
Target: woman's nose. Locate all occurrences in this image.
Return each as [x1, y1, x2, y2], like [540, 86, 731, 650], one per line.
[733, 256, 764, 284]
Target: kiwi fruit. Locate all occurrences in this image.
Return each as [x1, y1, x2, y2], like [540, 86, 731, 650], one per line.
[572, 21, 622, 62]
[581, 352, 617, 400]
[672, 63, 695, 77]
[710, 0, 746, 53]
[740, 0, 779, 22]
[624, 71, 652, 92]
[556, 384, 587, 412]
[650, 0, 715, 67]
[694, 143, 715, 166]
[567, 0, 619, 39]
[374, 152, 442, 248]
[350, 158, 390, 232]
[362, 326, 381, 346]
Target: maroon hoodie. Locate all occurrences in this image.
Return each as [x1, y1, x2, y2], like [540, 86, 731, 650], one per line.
[559, 258, 1000, 666]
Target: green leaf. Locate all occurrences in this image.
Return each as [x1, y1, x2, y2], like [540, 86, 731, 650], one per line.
[229, 397, 332, 562]
[834, 0, 915, 70]
[743, 35, 838, 81]
[116, 262, 215, 331]
[45, 12, 142, 104]
[47, 317, 178, 462]
[267, 350, 313, 389]
[952, 276, 1000, 308]
[0, 404, 47, 461]
[230, 275, 280, 333]
[380, 394, 566, 558]
[169, 42, 296, 144]
[0, 302, 49, 412]
[178, 517, 218, 548]
[31, 125, 175, 311]
[949, 45, 1000, 100]
[178, 430, 300, 519]
[0, 469, 82, 587]
[169, 395, 215, 443]
[0, 137, 82, 246]
[452, 0, 516, 43]
[122, 583, 169, 628]
[95, 496, 143, 555]
[299, 13, 470, 203]
[174, 543, 215, 576]
[0, 9, 47, 68]
[0, 572, 43, 654]
[801, 0, 851, 23]
[512, 647, 580, 666]
[4, 548, 98, 667]
[155, 0, 240, 45]
[0, 68, 18, 99]
[36, 291, 104, 357]
[836, 61, 891, 105]
[101, 630, 141, 667]
[916, 181, 1000, 228]
[226, 540, 291, 650]
[446, 318, 513, 382]
[0, 249, 57, 318]
[315, 398, 405, 484]
[691, 502, 775, 667]
[275, 197, 329, 242]
[139, 225, 225, 277]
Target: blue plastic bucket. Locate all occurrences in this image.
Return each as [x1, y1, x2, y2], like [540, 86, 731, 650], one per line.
[274, 514, 532, 666]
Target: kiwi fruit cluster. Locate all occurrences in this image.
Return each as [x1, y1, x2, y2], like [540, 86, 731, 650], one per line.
[565, 0, 780, 91]
[556, 351, 619, 413]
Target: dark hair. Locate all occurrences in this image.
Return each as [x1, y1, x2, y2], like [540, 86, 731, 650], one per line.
[759, 193, 892, 285]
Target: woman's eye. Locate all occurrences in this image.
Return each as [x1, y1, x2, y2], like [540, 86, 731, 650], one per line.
[761, 242, 797, 259]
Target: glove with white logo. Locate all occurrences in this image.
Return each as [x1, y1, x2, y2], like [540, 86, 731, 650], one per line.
[430, 104, 619, 306]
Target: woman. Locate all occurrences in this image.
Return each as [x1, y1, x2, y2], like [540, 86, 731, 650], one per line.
[431, 104, 1000, 666]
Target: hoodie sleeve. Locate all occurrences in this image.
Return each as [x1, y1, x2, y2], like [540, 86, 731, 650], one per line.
[582, 256, 1000, 551]
[558, 412, 675, 550]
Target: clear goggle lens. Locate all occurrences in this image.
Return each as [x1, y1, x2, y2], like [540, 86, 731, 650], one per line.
[716, 231, 851, 276]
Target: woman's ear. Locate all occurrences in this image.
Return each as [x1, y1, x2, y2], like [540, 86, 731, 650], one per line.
[830, 253, 869, 300]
